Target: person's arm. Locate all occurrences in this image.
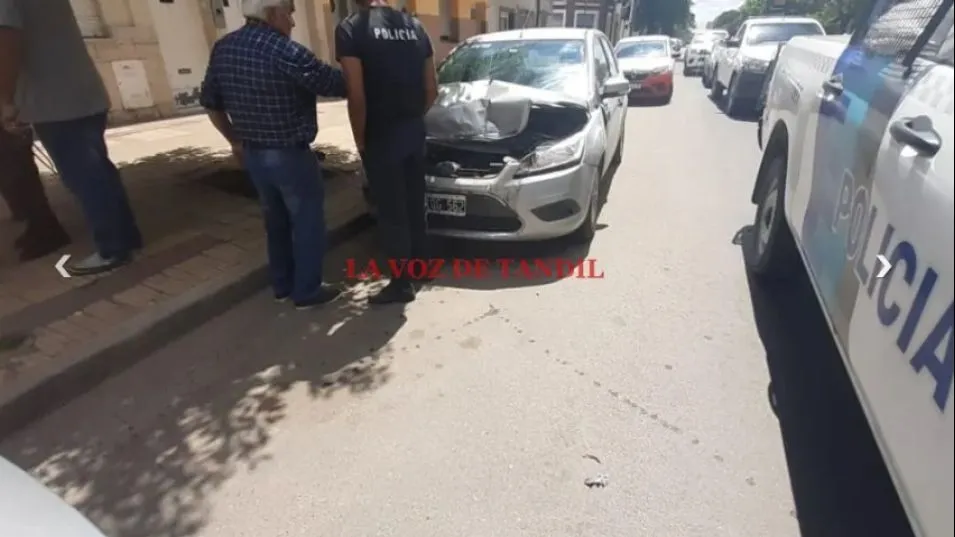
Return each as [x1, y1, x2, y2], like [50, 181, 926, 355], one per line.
[275, 41, 347, 98]
[334, 23, 366, 152]
[198, 46, 238, 144]
[0, 0, 24, 107]
[418, 22, 438, 111]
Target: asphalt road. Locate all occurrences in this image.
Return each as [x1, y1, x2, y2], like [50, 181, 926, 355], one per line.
[1, 74, 915, 537]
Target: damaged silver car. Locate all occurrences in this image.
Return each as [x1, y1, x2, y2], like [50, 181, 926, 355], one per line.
[365, 28, 629, 243]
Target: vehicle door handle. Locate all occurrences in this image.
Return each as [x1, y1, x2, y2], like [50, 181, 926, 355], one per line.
[821, 77, 843, 95]
[890, 116, 942, 156]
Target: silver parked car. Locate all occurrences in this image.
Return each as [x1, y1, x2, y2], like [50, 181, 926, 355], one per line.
[701, 37, 728, 89]
[1, 455, 107, 536]
[365, 28, 628, 243]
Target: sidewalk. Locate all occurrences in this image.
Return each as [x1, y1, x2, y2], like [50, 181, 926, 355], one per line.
[0, 101, 369, 436]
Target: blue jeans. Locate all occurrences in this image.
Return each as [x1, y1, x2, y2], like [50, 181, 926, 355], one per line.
[33, 112, 142, 258]
[242, 145, 326, 303]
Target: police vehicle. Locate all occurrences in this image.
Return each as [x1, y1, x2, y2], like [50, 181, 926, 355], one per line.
[750, 1, 953, 536]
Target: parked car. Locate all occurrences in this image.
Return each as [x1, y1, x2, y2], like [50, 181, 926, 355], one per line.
[683, 29, 729, 76]
[383, 28, 628, 243]
[701, 36, 728, 88]
[1, 456, 108, 536]
[710, 15, 825, 116]
[669, 37, 684, 59]
[615, 35, 676, 104]
[752, 2, 953, 536]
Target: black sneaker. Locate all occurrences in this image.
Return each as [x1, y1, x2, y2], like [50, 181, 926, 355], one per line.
[368, 280, 415, 305]
[294, 285, 342, 310]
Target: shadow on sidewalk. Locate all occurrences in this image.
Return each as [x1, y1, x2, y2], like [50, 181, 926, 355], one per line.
[0, 238, 403, 537]
[2, 142, 359, 273]
[738, 225, 915, 537]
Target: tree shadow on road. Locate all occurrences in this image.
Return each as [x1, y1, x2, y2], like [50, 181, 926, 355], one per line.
[737, 225, 915, 537]
[0, 239, 404, 537]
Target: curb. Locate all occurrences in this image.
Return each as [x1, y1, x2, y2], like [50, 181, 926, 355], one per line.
[0, 211, 375, 439]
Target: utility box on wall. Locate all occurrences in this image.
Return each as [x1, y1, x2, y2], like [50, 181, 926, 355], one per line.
[111, 60, 155, 110]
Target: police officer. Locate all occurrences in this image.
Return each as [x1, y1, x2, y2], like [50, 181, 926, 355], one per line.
[335, 0, 438, 304]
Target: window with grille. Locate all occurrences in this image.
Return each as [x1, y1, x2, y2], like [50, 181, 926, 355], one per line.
[499, 9, 511, 30]
[862, 0, 947, 58]
[574, 10, 598, 29]
[548, 10, 566, 27]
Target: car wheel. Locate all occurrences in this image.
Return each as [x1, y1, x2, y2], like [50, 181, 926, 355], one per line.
[747, 151, 799, 280]
[570, 161, 602, 244]
[702, 69, 712, 88]
[682, 65, 690, 76]
[709, 70, 723, 99]
[725, 73, 746, 117]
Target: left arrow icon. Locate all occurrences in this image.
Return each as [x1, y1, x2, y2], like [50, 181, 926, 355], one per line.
[55, 254, 72, 278]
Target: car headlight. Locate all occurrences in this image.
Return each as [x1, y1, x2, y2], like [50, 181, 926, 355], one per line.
[740, 57, 770, 72]
[517, 131, 586, 177]
[649, 65, 671, 75]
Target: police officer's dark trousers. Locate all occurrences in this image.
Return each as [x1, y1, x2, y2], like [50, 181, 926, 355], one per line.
[362, 118, 429, 286]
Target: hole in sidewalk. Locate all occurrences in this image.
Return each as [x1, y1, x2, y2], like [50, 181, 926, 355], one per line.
[0, 331, 32, 355]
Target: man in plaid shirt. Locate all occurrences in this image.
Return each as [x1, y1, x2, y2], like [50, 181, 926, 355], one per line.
[201, 0, 347, 310]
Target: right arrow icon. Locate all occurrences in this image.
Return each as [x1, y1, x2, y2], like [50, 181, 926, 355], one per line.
[876, 254, 893, 279]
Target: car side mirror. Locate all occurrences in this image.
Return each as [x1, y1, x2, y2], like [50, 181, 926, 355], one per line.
[601, 75, 630, 98]
[725, 39, 741, 48]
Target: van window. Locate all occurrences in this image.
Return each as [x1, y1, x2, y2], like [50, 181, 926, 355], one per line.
[921, 5, 954, 65]
[862, 0, 946, 58]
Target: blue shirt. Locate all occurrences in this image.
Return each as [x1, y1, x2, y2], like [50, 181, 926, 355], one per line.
[200, 22, 346, 148]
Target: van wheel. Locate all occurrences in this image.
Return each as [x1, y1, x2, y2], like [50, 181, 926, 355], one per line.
[747, 151, 798, 280]
[702, 70, 713, 88]
[570, 162, 602, 244]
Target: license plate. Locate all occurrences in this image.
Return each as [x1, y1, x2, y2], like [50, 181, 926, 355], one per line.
[631, 82, 642, 90]
[425, 193, 467, 217]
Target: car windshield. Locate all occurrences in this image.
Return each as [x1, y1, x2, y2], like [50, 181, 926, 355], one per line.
[745, 22, 823, 45]
[437, 39, 589, 99]
[616, 41, 669, 58]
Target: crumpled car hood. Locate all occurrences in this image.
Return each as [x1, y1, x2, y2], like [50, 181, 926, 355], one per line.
[425, 80, 588, 142]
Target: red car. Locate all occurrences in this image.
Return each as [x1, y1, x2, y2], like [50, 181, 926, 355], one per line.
[615, 35, 676, 105]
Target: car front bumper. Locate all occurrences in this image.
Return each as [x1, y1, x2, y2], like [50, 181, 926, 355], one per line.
[684, 52, 708, 70]
[424, 158, 599, 241]
[627, 72, 674, 98]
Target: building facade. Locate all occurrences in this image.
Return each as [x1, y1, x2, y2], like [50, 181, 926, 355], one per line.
[545, 0, 629, 43]
[68, 0, 551, 126]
